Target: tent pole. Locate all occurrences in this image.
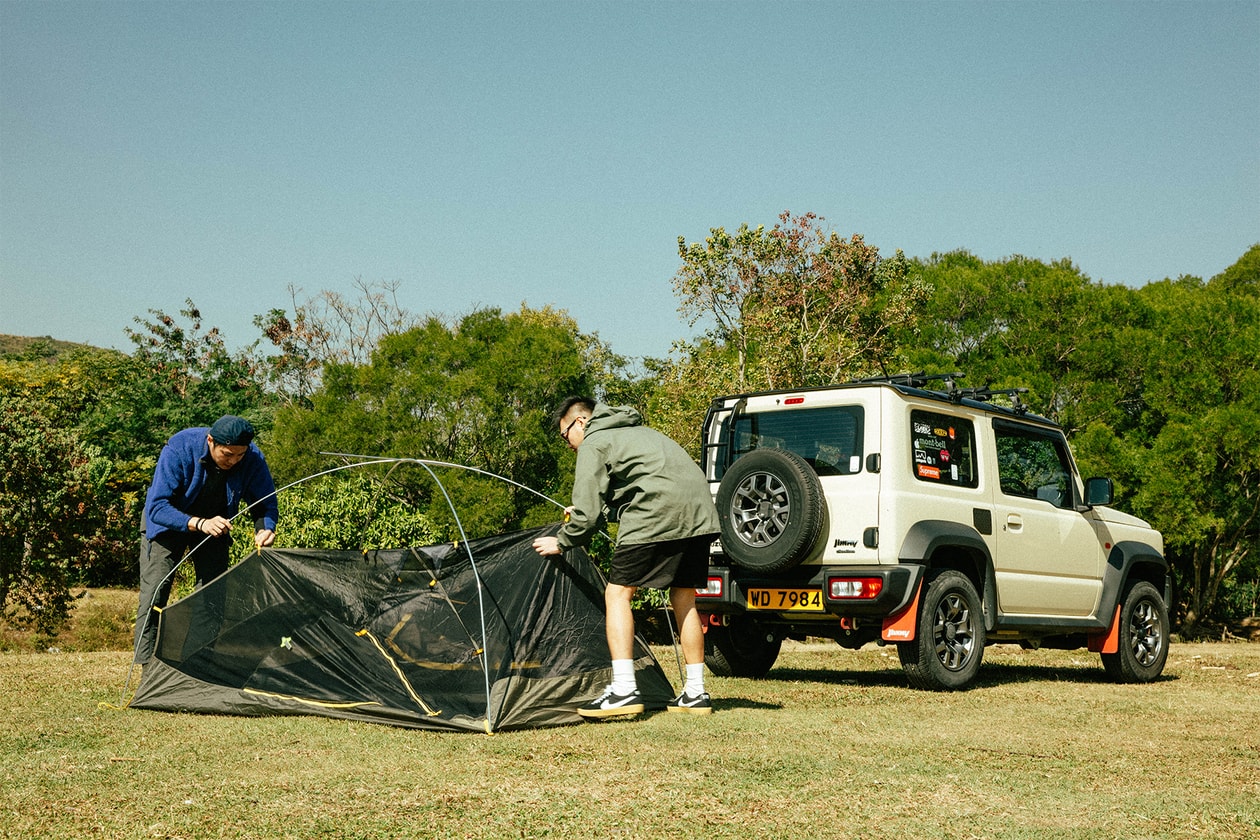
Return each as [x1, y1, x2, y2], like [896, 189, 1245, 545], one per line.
[410, 461, 496, 731]
[662, 604, 685, 686]
[122, 454, 587, 729]
[120, 460, 400, 704]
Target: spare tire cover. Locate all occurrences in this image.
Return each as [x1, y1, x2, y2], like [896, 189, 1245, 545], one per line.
[715, 448, 825, 574]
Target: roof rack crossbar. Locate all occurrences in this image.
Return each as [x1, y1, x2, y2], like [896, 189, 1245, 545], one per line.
[857, 371, 965, 390]
[857, 372, 1031, 414]
[955, 386, 1030, 413]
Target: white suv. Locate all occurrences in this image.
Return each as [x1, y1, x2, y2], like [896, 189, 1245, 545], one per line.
[696, 373, 1170, 690]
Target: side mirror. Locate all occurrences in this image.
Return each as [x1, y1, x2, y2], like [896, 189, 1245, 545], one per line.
[1084, 477, 1113, 506]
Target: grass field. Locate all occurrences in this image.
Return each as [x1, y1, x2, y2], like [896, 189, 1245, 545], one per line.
[2, 591, 1258, 839]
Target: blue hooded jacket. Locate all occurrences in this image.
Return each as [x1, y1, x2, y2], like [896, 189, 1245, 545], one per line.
[143, 426, 279, 539]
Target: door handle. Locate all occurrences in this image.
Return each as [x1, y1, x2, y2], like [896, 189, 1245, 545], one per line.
[1006, 513, 1023, 532]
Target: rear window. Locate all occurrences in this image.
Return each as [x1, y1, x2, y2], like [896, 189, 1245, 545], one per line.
[910, 409, 978, 488]
[718, 406, 865, 479]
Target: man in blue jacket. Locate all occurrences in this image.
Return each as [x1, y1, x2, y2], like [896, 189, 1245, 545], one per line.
[132, 415, 279, 663]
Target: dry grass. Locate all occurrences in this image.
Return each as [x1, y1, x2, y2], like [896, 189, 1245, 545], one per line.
[2, 604, 1258, 840]
[1, 588, 138, 654]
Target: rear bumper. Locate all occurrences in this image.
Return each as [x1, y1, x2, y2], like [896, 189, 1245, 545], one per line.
[695, 562, 925, 621]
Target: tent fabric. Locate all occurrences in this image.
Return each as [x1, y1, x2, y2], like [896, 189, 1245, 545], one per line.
[129, 525, 674, 732]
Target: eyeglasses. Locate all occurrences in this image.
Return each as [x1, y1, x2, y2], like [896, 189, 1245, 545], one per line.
[561, 416, 582, 443]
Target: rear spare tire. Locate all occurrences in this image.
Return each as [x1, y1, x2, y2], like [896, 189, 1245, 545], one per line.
[716, 448, 825, 574]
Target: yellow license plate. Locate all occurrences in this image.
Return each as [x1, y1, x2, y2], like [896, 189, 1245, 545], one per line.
[746, 588, 824, 612]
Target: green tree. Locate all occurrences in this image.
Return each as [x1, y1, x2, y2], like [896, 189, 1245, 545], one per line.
[0, 354, 145, 595]
[227, 470, 442, 556]
[673, 220, 777, 390]
[126, 298, 274, 436]
[675, 212, 928, 391]
[253, 279, 421, 407]
[911, 246, 1260, 632]
[645, 338, 743, 459]
[1099, 262, 1260, 634]
[905, 251, 1125, 427]
[267, 305, 622, 537]
[0, 396, 123, 634]
[659, 212, 927, 454]
[0, 301, 288, 603]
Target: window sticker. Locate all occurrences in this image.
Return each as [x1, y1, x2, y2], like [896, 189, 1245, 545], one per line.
[911, 410, 977, 488]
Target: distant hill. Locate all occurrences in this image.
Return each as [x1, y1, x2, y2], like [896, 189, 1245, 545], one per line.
[0, 334, 122, 362]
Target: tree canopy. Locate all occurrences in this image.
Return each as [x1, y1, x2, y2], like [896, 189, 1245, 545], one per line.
[2, 229, 1257, 639]
[908, 244, 1260, 634]
[674, 211, 929, 391]
[657, 211, 930, 455]
[265, 304, 627, 539]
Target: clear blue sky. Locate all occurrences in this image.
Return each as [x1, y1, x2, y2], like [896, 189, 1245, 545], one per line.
[2, 1, 1257, 362]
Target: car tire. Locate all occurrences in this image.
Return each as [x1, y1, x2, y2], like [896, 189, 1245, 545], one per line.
[715, 448, 825, 574]
[1100, 581, 1169, 683]
[704, 616, 782, 678]
[897, 569, 986, 690]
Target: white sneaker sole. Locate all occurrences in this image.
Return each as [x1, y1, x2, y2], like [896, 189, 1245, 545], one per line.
[577, 702, 645, 719]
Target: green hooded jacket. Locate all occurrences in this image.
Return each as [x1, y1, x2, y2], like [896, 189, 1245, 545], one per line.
[557, 403, 719, 550]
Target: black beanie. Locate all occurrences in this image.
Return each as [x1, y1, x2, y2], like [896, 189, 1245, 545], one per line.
[209, 415, 255, 446]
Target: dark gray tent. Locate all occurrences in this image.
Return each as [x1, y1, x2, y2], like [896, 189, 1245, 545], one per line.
[129, 526, 673, 732]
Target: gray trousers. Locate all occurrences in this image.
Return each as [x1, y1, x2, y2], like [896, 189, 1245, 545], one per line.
[132, 528, 230, 663]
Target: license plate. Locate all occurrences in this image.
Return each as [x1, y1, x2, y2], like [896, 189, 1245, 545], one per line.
[746, 588, 824, 612]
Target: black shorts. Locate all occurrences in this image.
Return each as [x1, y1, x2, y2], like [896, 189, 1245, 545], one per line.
[609, 534, 717, 589]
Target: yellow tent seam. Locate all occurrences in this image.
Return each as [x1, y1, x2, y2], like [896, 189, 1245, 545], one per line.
[358, 627, 444, 717]
[242, 687, 384, 710]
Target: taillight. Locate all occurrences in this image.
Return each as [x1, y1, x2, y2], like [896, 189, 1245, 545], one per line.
[828, 577, 884, 599]
[696, 576, 724, 598]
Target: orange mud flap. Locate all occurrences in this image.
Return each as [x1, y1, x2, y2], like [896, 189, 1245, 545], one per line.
[881, 581, 923, 643]
[1088, 605, 1122, 654]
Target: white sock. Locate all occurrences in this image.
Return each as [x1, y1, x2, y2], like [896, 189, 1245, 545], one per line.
[685, 662, 706, 697]
[611, 659, 637, 694]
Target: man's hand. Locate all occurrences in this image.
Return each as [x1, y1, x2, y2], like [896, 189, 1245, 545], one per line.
[198, 516, 232, 538]
[532, 536, 561, 556]
[255, 529, 276, 548]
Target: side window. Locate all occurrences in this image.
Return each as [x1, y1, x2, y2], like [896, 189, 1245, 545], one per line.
[910, 410, 978, 488]
[993, 421, 1074, 509]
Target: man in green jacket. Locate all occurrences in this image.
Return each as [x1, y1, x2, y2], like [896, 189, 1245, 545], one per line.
[533, 397, 720, 718]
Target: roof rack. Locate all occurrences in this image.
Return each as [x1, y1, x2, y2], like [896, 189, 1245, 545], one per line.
[954, 386, 1030, 414]
[859, 371, 1030, 414]
[857, 371, 964, 390]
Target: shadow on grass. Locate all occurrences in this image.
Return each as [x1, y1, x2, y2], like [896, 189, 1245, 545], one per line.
[582, 697, 783, 721]
[760, 662, 1180, 689]
[708, 696, 783, 712]
[631, 697, 783, 718]
[971, 662, 1180, 688]
[765, 666, 908, 687]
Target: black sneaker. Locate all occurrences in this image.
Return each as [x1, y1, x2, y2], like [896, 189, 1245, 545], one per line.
[667, 691, 713, 715]
[577, 686, 644, 719]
